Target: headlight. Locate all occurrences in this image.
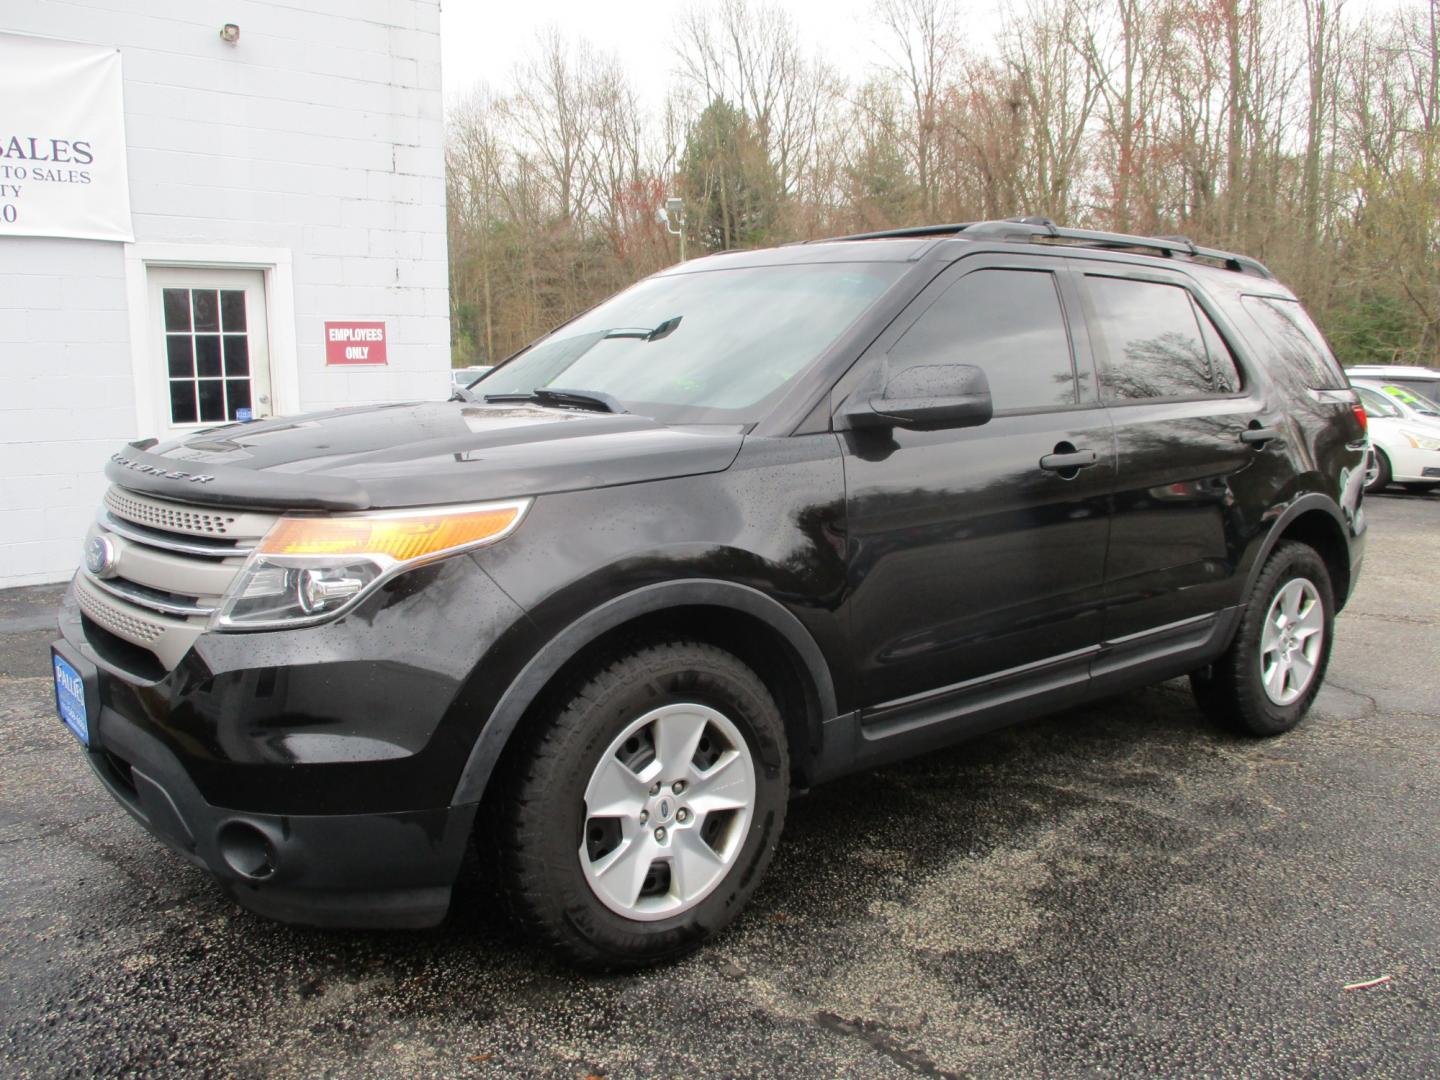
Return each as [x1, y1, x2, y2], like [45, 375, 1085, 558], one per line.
[212, 499, 529, 629]
[1402, 430, 1440, 451]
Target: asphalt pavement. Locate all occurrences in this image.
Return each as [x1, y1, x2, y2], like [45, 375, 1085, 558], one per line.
[2, 493, 1437, 1078]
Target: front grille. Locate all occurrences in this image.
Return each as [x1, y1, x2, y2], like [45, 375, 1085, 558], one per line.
[79, 486, 279, 669]
[105, 487, 239, 536]
[75, 580, 166, 644]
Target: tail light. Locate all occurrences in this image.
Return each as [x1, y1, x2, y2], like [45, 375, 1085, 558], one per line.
[1352, 404, 1367, 432]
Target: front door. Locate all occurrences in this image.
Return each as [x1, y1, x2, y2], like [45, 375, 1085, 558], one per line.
[839, 256, 1115, 724]
[147, 266, 273, 436]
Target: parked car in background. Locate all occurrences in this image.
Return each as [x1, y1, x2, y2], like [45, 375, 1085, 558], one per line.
[451, 365, 493, 393]
[1351, 380, 1440, 494]
[1345, 364, 1440, 400]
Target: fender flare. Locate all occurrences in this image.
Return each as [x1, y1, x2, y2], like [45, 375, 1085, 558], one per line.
[449, 578, 839, 805]
[1238, 492, 1354, 605]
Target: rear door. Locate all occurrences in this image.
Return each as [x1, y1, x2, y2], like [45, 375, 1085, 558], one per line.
[1078, 268, 1294, 646]
[839, 254, 1115, 719]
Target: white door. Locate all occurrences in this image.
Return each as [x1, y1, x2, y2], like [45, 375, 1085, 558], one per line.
[146, 266, 273, 434]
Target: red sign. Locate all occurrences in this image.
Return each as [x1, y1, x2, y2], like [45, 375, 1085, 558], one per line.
[325, 321, 387, 365]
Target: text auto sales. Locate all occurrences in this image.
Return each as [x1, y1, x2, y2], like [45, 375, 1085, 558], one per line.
[0, 136, 96, 188]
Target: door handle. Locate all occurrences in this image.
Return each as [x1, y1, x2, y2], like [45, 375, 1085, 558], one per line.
[1240, 426, 1282, 447]
[1039, 448, 1098, 472]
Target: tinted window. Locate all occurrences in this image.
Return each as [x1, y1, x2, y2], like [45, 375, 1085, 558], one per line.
[1087, 276, 1218, 400]
[1193, 299, 1243, 393]
[888, 269, 1075, 412]
[1241, 296, 1347, 389]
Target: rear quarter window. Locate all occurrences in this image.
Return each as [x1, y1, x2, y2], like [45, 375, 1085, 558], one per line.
[1240, 296, 1348, 390]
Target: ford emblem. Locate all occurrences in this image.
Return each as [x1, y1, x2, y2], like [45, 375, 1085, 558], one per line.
[85, 535, 118, 578]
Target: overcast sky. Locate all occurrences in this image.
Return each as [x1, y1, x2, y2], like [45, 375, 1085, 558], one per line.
[437, 0, 981, 110]
[438, 0, 1416, 113]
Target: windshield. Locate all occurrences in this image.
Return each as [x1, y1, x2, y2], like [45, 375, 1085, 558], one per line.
[1377, 383, 1440, 417]
[480, 262, 906, 424]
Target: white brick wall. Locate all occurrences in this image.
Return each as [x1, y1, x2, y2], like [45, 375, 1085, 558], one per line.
[0, 0, 450, 587]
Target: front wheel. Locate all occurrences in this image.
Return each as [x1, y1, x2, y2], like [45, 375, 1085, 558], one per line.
[495, 641, 789, 969]
[1191, 541, 1335, 736]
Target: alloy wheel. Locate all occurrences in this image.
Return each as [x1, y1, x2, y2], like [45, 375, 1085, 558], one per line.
[579, 703, 756, 921]
[1259, 577, 1325, 706]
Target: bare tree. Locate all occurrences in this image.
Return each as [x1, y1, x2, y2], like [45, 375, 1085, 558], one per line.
[873, 0, 964, 217]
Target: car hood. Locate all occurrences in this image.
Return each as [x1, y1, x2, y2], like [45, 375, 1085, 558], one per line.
[104, 401, 746, 510]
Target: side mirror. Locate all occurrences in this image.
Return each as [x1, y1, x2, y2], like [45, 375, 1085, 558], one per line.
[840, 362, 994, 431]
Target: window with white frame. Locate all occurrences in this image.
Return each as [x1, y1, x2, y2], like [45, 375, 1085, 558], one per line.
[147, 267, 272, 428]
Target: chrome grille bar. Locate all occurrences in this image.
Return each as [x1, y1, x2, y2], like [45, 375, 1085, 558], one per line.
[98, 511, 255, 557]
[82, 571, 217, 617]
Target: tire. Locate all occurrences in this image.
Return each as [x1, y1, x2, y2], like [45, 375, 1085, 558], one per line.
[495, 641, 789, 970]
[1401, 482, 1438, 494]
[1364, 449, 1391, 494]
[1190, 541, 1335, 737]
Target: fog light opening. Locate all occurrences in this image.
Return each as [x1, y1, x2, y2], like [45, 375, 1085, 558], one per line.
[218, 821, 278, 881]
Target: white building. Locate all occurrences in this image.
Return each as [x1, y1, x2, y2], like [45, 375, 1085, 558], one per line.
[1, 1, 450, 588]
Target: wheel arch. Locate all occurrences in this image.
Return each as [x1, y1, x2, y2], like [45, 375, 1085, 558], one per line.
[450, 580, 838, 805]
[1241, 494, 1356, 612]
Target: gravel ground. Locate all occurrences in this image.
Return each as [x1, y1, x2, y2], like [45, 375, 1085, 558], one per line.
[1, 493, 1436, 1079]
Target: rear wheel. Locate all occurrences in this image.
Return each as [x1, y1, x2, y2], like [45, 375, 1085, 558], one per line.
[1190, 541, 1334, 736]
[495, 641, 789, 969]
[1363, 449, 1391, 494]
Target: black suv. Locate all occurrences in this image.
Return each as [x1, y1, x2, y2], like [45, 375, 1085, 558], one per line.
[52, 219, 1368, 968]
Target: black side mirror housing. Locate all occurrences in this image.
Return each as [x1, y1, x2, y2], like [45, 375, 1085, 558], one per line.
[840, 362, 994, 431]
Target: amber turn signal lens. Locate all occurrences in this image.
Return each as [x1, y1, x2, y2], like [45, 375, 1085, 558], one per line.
[258, 503, 525, 563]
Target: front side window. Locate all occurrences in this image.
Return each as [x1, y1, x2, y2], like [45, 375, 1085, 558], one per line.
[482, 263, 906, 425]
[1087, 276, 1229, 401]
[887, 268, 1076, 412]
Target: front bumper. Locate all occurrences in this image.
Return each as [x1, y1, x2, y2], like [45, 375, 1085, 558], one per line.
[49, 551, 536, 928]
[55, 638, 477, 928]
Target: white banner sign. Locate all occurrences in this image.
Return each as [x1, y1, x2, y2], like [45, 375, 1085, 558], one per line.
[0, 32, 133, 242]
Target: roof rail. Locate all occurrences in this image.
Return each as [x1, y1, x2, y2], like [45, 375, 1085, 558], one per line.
[810, 216, 1274, 279]
[958, 217, 1275, 279]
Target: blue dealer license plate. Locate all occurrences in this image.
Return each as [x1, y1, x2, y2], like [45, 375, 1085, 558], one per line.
[53, 653, 89, 746]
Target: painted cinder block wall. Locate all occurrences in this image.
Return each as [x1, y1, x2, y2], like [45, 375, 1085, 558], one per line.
[0, 0, 450, 587]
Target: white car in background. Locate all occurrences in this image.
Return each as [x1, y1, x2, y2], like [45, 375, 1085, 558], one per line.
[1352, 379, 1440, 494]
[450, 365, 493, 394]
[1346, 364, 1440, 401]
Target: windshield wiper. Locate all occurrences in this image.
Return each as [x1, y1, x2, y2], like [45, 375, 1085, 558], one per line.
[483, 387, 628, 414]
[602, 316, 682, 343]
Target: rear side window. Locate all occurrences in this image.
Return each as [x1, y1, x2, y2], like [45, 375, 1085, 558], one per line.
[1085, 276, 1236, 400]
[888, 268, 1076, 412]
[1241, 296, 1348, 390]
[1194, 302, 1243, 393]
